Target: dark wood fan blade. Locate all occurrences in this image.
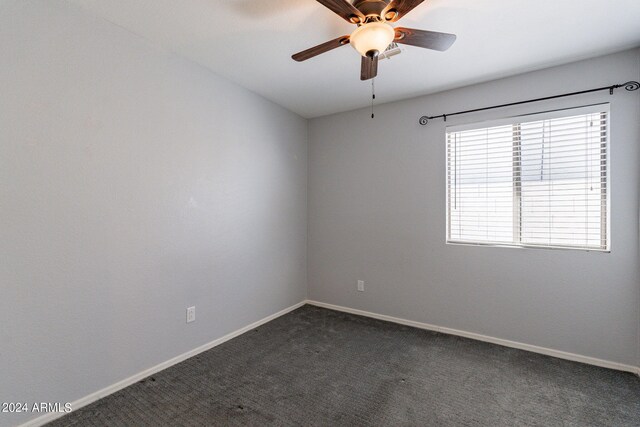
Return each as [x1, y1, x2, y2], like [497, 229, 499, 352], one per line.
[382, 0, 425, 22]
[292, 36, 350, 62]
[394, 27, 456, 51]
[316, 0, 365, 24]
[361, 55, 378, 81]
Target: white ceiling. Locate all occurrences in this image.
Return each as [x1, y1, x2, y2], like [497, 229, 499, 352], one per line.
[68, 0, 640, 118]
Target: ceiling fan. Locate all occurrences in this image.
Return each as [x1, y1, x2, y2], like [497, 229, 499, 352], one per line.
[292, 0, 456, 81]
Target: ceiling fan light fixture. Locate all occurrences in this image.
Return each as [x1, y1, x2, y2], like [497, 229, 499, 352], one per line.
[291, 1, 456, 81]
[349, 22, 395, 58]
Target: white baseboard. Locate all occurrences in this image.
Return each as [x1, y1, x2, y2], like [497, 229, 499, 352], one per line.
[19, 300, 307, 427]
[306, 300, 640, 376]
[17, 298, 639, 427]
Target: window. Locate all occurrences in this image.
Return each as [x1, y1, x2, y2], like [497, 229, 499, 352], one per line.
[446, 105, 609, 251]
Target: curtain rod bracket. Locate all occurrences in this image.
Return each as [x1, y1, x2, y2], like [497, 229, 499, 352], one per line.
[418, 80, 639, 125]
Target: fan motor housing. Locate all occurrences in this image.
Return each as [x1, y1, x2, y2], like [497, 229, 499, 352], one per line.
[353, 0, 390, 17]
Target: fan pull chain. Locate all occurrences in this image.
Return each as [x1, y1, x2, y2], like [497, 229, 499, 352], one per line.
[371, 78, 376, 119]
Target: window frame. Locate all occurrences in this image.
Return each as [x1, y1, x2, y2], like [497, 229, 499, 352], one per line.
[445, 103, 611, 252]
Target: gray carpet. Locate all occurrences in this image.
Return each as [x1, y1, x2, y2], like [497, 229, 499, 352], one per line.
[48, 305, 640, 426]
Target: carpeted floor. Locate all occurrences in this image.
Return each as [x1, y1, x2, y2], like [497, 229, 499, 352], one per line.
[48, 305, 640, 426]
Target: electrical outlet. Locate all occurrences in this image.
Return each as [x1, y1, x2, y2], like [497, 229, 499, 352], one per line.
[186, 306, 195, 323]
[357, 280, 364, 292]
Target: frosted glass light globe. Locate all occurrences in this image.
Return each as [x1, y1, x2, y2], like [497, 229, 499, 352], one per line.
[350, 22, 395, 57]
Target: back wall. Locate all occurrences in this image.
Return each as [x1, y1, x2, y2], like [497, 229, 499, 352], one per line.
[308, 48, 640, 368]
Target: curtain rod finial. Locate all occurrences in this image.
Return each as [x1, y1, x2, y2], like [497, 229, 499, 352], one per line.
[624, 81, 640, 91]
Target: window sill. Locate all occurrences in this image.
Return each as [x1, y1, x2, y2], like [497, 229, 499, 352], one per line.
[446, 240, 610, 253]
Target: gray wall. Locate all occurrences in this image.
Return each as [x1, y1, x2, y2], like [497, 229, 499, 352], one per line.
[308, 49, 640, 368]
[0, 1, 307, 426]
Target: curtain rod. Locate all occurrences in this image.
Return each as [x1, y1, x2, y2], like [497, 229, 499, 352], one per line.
[418, 80, 640, 125]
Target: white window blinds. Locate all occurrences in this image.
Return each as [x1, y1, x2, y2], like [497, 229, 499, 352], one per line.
[446, 105, 609, 251]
